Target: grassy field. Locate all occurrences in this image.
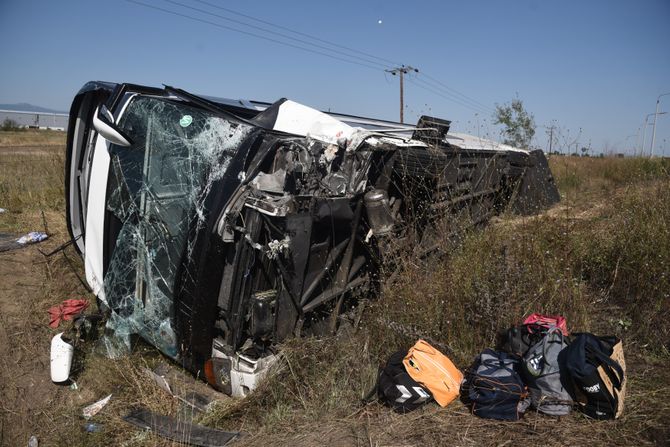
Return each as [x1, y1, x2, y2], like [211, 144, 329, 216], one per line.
[0, 139, 668, 446]
[0, 129, 66, 147]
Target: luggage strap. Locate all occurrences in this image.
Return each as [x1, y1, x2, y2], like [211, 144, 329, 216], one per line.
[585, 344, 624, 391]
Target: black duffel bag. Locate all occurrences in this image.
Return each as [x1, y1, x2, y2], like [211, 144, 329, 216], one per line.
[377, 351, 432, 413]
[563, 333, 626, 419]
[500, 323, 549, 358]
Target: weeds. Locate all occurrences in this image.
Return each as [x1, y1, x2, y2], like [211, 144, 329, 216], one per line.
[574, 180, 670, 349]
[0, 149, 65, 217]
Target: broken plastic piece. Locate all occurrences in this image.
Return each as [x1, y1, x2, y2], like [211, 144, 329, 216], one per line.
[211, 349, 278, 398]
[50, 333, 74, 383]
[144, 364, 221, 412]
[0, 233, 23, 253]
[82, 394, 112, 419]
[84, 423, 103, 433]
[250, 169, 287, 193]
[124, 407, 240, 447]
[73, 313, 102, 342]
[266, 237, 290, 260]
[16, 231, 48, 245]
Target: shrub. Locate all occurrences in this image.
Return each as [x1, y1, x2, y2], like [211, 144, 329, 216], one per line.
[575, 180, 670, 350]
[1, 118, 23, 131]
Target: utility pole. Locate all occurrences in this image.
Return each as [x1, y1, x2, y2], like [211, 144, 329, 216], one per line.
[651, 92, 670, 157]
[386, 65, 418, 123]
[541, 124, 556, 154]
[634, 127, 641, 155]
[642, 112, 667, 156]
[624, 134, 637, 154]
[641, 113, 654, 156]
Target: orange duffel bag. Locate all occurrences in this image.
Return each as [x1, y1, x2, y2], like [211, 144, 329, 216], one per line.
[403, 339, 463, 407]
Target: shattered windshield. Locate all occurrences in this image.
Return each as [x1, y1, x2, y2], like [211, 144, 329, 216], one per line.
[102, 95, 252, 358]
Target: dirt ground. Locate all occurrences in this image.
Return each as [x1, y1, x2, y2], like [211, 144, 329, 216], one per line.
[0, 209, 94, 446]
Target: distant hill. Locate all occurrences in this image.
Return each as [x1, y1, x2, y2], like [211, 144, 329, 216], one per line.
[0, 103, 67, 114]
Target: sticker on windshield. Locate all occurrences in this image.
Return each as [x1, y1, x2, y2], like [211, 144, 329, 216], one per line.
[179, 115, 193, 128]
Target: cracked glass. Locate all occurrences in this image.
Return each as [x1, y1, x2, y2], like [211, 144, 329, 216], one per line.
[101, 95, 252, 358]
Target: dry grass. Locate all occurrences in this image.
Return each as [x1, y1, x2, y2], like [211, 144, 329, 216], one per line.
[1, 142, 669, 446]
[0, 149, 65, 221]
[0, 130, 66, 147]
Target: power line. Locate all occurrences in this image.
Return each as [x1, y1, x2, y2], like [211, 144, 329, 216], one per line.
[407, 76, 492, 115]
[190, 0, 495, 114]
[420, 72, 493, 112]
[415, 77, 494, 114]
[407, 77, 481, 113]
[126, 0, 495, 120]
[190, 0, 402, 67]
[161, 0, 393, 70]
[414, 74, 494, 114]
[124, 0, 383, 71]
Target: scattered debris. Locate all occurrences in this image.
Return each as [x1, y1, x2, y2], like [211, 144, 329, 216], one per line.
[82, 394, 112, 419]
[0, 232, 46, 253]
[16, 231, 48, 245]
[266, 237, 290, 260]
[70, 382, 79, 391]
[0, 207, 6, 214]
[0, 233, 21, 252]
[124, 407, 240, 447]
[144, 363, 223, 412]
[27, 435, 38, 447]
[84, 422, 103, 433]
[144, 367, 172, 395]
[47, 299, 89, 328]
[72, 312, 102, 342]
[50, 332, 74, 383]
[209, 348, 279, 398]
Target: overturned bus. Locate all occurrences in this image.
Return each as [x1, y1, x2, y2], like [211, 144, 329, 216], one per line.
[65, 82, 559, 396]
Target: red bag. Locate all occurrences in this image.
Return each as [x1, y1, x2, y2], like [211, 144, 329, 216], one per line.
[523, 313, 568, 336]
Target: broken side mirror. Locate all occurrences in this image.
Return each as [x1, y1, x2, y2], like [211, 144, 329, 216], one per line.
[93, 104, 133, 147]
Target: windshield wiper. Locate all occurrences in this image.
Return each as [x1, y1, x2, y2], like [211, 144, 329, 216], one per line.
[163, 85, 257, 127]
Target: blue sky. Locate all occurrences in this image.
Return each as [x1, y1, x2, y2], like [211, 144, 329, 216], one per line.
[1, 0, 669, 155]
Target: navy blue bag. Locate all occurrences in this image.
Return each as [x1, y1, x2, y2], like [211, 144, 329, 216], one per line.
[463, 349, 529, 420]
[563, 334, 626, 419]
